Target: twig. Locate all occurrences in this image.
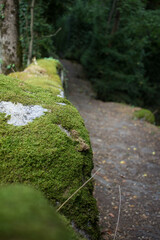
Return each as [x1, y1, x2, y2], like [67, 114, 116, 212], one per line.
[41, 28, 62, 39]
[108, 0, 118, 25]
[153, 109, 158, 115]
[56, 168, 101, 212]
[11, 67, 15, 73]
[113, 185, 121, 240]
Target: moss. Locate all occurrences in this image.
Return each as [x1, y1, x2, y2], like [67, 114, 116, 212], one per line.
[0, 59, 100, 239]
[0, 184, 85, 240]
[133, 109, 155, 124]
[9, 59, 62, 95]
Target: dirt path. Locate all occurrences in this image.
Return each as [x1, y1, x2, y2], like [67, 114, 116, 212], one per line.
[61, 60, 160, 240]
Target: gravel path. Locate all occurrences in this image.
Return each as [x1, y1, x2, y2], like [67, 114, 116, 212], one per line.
[61, 59, 160, 240]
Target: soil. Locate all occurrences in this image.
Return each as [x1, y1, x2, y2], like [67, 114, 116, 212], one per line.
[61, 59, 160, 240]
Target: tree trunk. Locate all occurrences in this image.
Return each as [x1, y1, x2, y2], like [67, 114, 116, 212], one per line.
[110, 9, 120, 35]
[27, 0, 35, 66]
[0, 0, 22, 74]
[108, 0, 118, 27]
[107, 0, 120, 48]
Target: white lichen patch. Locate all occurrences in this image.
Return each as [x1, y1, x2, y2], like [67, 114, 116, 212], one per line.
[58, 124, 71, 137]
[57, 89, 64, 98]
[0, 101, 48, 126]
[56, 102, 66, 106]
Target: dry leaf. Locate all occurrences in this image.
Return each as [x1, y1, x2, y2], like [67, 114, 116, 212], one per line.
[120, 161, 126, 164]
[109, 213, 115, 218]
[143, 173, 147, 177]
[113, 206, 118, 209]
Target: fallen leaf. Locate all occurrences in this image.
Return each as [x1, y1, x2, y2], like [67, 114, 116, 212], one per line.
[103, 176, 109, 181]
[143, 173, 147, 177]
[120, 175, 125, 178]
[152, 152, 156, 155]
[107, 230, 113, 235]
[133, 148, 137, 151]
[120, 161, 126, 164]
[97, 139, 102, 142]
[113, 206, 118, 209]
[142, 214, 148, 219]
[109, 213, 115, 218]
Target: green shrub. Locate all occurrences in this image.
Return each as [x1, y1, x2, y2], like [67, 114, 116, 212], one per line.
[55, 0, 160, 110]
[133, 109, 155, 124]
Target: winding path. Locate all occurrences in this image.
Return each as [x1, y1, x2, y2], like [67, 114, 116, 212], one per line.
[61, 60, 160, 240]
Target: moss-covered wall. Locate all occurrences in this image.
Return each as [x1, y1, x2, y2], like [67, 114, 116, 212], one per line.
[0, 184, 84, 240]
[0, 59, 100, 239]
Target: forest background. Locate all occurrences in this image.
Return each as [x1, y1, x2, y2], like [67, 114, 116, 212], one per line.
[1, 0, 160, 122]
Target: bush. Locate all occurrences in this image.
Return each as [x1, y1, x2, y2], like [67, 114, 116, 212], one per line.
[133, 109, 155, 124]
[55, 0, 160, 112]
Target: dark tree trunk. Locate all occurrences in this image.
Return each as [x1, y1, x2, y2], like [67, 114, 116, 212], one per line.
[111, 9, 120, 35]
[27, 0, 35, 66]
[0, 0, 22, 74]
[108, 0, 118, 26]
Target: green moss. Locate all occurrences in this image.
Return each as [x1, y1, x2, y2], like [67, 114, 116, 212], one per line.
[0, 59, 100, 239]
[133, 109, 155, 124]
[9, 59, 62, 95]
[0, 184, 84, 240]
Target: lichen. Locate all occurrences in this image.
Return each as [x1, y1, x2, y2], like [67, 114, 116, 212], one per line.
[0, 101, 48, 126]
[0, 59, 100, 239]
[133, 108, 155, 124]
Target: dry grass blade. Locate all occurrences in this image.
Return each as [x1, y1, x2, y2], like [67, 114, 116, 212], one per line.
[113, 185, 121, 240]
[57, 168, 101, 212]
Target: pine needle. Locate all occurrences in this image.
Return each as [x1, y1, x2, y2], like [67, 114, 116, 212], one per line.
[56, 168, 101, 212]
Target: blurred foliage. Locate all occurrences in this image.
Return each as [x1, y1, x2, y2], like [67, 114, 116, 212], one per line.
[54, 0, 160, 114]
[19, 0, 56, 65]
[0, 185, 83, 240]
[19, 0, 75, 65]
[133, 109, 155, 124]
[18, 0, 160, 118]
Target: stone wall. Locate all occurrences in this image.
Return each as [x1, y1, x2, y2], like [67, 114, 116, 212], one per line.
[0, 59, 100, 240]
